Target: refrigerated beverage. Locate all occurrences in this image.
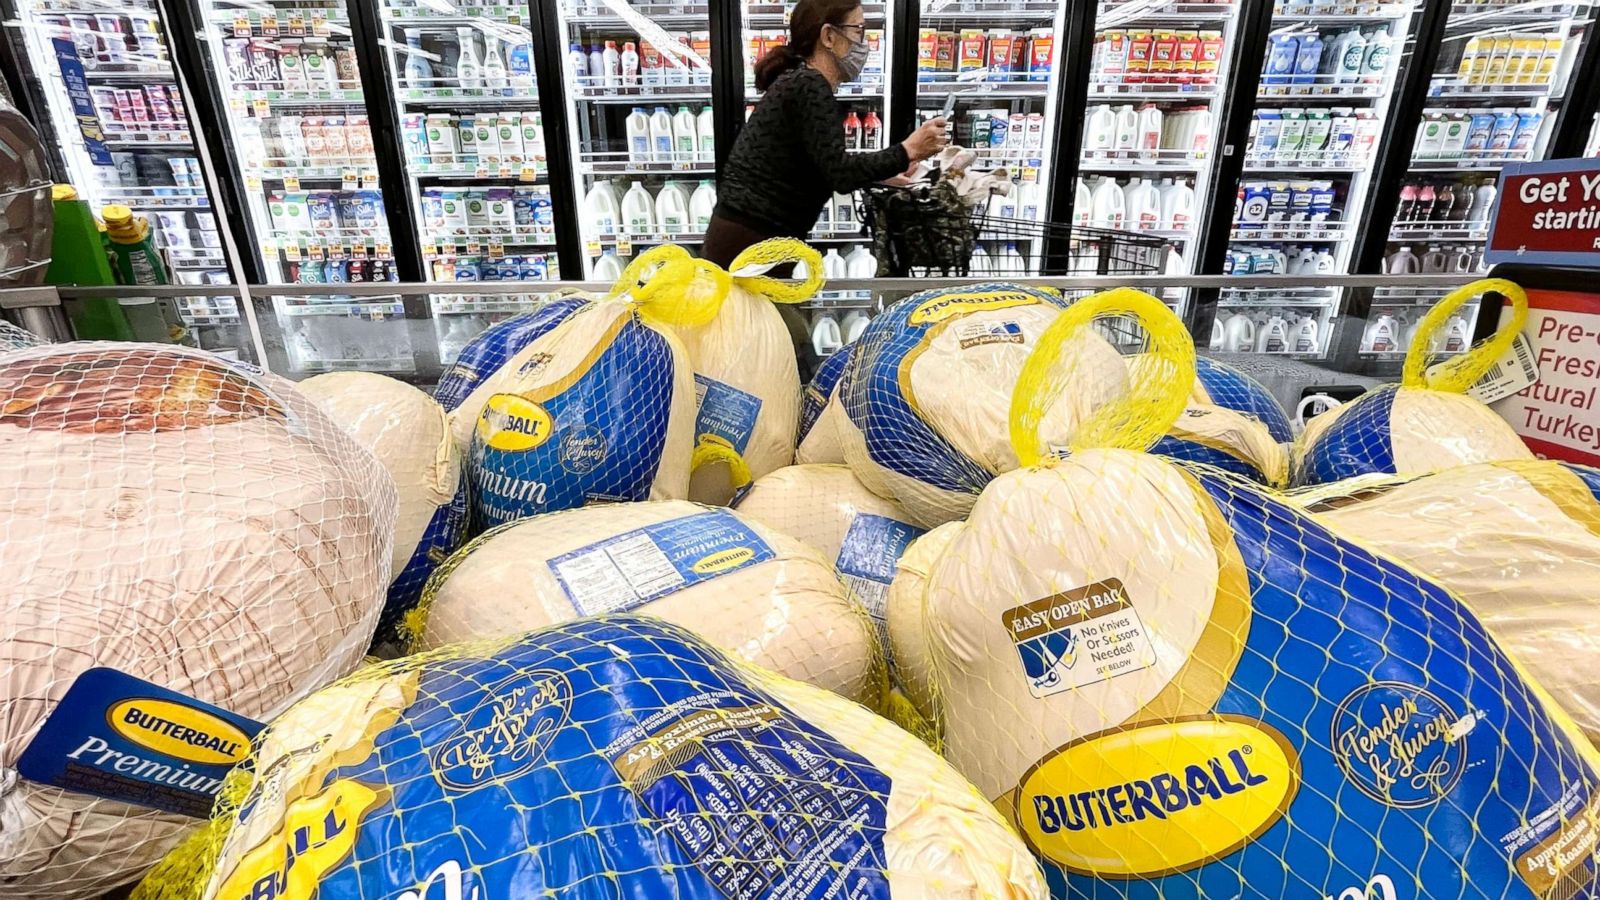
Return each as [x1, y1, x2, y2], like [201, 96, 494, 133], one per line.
[1112, 104, 1136, 151]
[483, 39, 507, 92]
[1362, 26, 1391, 77]
[690, 181, 716, 230]
[602, 40, 621, 87]
[1488, 108, 1519, 153]
[622, 181, 655, 235]
[864, 110, 882, 149]
[1293, 32, 1323, 86]
[569, 42, 588, 84]
[1264, 33, 1296, 85]
[958, 29, 985, 73]
[626, 107, 650, 163]
[656, 181, 688, 234]
[843, 108, 862, 149]
[1028, 28, 1053, 82]
[1439, 113, 1469, 158]
[649, 106, 673, 162]
[1025, 113, 1043, 149]
[673, 106, 696, 160]
[1087, 106, 1114, 151]
[1330, 29, 1365, 84]
[456, 29, 480, 90]
[1136, 104, 1161, 152]
[620, 41, 639, 86]
[1511, 110, 1544, 156]
[697, 106, 715, 162]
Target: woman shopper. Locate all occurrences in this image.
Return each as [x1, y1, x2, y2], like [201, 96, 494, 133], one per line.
[702, 0, 949, 268]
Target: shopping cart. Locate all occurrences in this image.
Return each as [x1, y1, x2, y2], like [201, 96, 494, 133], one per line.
[859, 182, 1171, 278]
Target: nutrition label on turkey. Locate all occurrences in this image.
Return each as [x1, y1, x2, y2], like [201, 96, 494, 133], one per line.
[609, 697, 891, 900]
[547, 511, 776, 615]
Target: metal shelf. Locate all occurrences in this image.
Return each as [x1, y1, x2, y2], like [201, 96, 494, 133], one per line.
[1257, 83, 1387, 100]
[574, 87, 712, 104]
[1088, 83, 1218, 101]
[386, 6, 529, 24]
[1388, 223, 1490, 241]
[1273, 2, 1411, 23]
[238, 87, 366, 105]
[1231, 223, 1355, 242]
[1243, 156, 1371, 173]
[102, 134, 193, 149]
[396, 89, 537, 105]
[1082, 149, 1208, 171]
[1410, 156, 1531, 172]
[409, 162, 544, 180]
[1097, 2, 1236, 25]
[425, 232, 557, 247]
[1426, 81, 1553, 101]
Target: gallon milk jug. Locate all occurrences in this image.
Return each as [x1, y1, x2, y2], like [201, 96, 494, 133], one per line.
[970, 244, 993, 275]
[625, 108, 651, 164]
[1255, 315, 1290, 353]
[689, 180, 716, 231]
[1087, 106, 1116, 151]
[697, 106, 715, 162]
[592, 249, 625, 280]
[1136, 104, 1163, 152]
[1091, 177, 1126, 229]
[1365, 313, 1399, 352]
[845, 245, 877, 277]
[1443, 314, 1470, 352]
[823, 247, 847, 278]
[1161, 179, 1195, 232]
[649, 106, 674, 162]
[1290, 316, 1319, 353]
[1223, 312, 1257, 352]
[672, 106, 697, 163]
[1075, 179, 1093, 226]
[1210, 317, 1225, 350]
[1126, 178, 1161, 231]
[622, 181, 656, 235]
[811, 314, 842, 356]
[1113, 105, 1139, 151]
[655, 181, 689, 235]
[583, 180, 620, 236]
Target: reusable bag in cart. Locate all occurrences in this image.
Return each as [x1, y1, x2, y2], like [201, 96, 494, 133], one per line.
[162, 616, 1046, 900]
[0, 345, 394, 899]
[1295, 278, 1534, 486]
[448, 246, 725, 527]
[893, 290, 1600, 899]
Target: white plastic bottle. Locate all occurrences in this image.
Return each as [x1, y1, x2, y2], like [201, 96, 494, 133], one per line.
[845, 244, 877, 277]
[1255, 315, 1290, 353]
[404, 31, 433, 87]
[655, 180, 689, 234]
[583, 179, 620, 236]
[593, 249, 625, 280]
[620, 41, 639, 86]
[1136, 104, 1163, 153]
[455, 29, 480, 90]
[970, 244, 993, 275]
[1017, 179, 1043, 221]
[602, 40, 622, 88]
[587, 45, 604, 87]
[697, 106, 715, 163]
[1091, 177, 1126, 229]
[1075, 178, 1093, 226]
[622, 181, 656, 235]
[649, 106, 674, 163]
[482, 39, 507, 91]
[1126, 178, 1161, 231]
[1161, 179, 1195, 232]
[833, 192, 855, 232]
[1000, 242, 1024, 274]
[1473, 181, 1498, 222]
[673, 106, 697, 164]
[1386, 245, 1419, 274]
[1314, 248, 1335, 273]
[689, 180, 716, 231]
[625, 107, 651, 164]
[1290, 316, 1319, 353]
[1087, 106, 1116, 152]
[823, 247, 847, 278]
[1113, 105, 1139, 152]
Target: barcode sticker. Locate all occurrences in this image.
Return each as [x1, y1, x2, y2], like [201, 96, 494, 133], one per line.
[1430, 333, 1540, 405]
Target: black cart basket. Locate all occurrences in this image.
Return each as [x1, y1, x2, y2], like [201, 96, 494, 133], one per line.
[860, 182, 1170, 278]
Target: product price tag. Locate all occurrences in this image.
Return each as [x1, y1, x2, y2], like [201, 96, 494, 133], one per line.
[519, 164, 537, 182]
[585, 239, 602, 258]
[260, 13, 277, 36]
[376, 242, 391, 259]
[227, 97, 246, 116]
[287, 12, 304, 35]
[260, 239, 276, 257]
[244, 174, 261, 192]
[284, 242, 302, 262]
[308, 242, 326, 260]
[232, 14, 250, 36]
[424, 244, 437, 257]
[282, 174, 301, 191]
[252, 97, 270, 118]
[332, 243, 349, 260]
[311, 10, 328, 36]
[489, 242, 504, 258]
[342, 169, 358, 190]
[351, 242, 368, 260]
[466, 240, 481, 254]
[507, 9, 521, 24]
[361, 170, 379, 188]
[616, 236, 633, 256]
[474, 165, 490, 178]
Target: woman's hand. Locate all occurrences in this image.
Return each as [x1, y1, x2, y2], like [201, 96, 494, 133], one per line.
[901, 117, 949, 162]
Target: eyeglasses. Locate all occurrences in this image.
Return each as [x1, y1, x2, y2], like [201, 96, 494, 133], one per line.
[831, 23, 867, 36]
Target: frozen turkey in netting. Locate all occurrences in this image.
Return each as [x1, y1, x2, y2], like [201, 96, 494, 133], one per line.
[164, 616, 1046, 900]
[431, 295, 589, 412]
[897, 290, 1600, 899]
[796, 340, 852, 465]
[0, 343, 394, 899]
[298, 371, 467, 644]
[409, 499, 885, 706]
[1295, 279, 1533, 486]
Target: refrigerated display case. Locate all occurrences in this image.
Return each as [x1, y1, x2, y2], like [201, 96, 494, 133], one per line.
[552, 0, 715, 278]
[193, 0, 394, 282]
[913, 0, 1060, 276]
[1214, 0, 1419, 359]
[1079, 0, 1238, 289]
[4, 0, 230, 286]
[374, 0, 560, 356]
[1365, 2, 1597, 364]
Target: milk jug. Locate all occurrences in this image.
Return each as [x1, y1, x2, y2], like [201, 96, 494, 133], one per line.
[649, 106, 674, 162]
[655, 181, 689, 234]
[845, 245, 877, 277]
[592, 249, 625, 280]
[1125, 178, 1161, 230]
[1136, 104, 1163, 153]
[1161, 179, 1195, 231]
[1090, 177, 1125, 229]
[1290, 316, 1319, 353]
[1210, 317, 1225, 350]
[970, 245, 993, 276]
[1223, 313, 1256, 352]
[1386, 245, 1419, 274]
[1365, 313, 1399, 352]
[696, 106, 715, 162]
[672, 107, 697, 162]
[621, 181, 655, 235]
[1256, 315, 1290, 353]
[823, 247, 847, 278]
[811, 315, 842, 356]
[1113, 105, 1139, 151]
[1075, 179, 1093, 226]
[625, 108, 651, 164]
[689, 180, 716, 231]
[1443, 315, 1470, 352]
[1087, 106, 1116, 151]
[583, 180, 620, 236]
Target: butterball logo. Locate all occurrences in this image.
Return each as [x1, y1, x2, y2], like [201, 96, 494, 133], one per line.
[908, 288, 1041, 325]
[1332, 681, 1477, 809]
[691, 547, 755, 574]
[558, 425, 607, 474]
[107, 698, 251, 766]
[478, 394, 553, 452]
[1017, 717, 1300, 877]
[433, 669, 571, 791]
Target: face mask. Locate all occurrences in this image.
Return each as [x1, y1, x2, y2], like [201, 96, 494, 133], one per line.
[830, 27, 869, 84]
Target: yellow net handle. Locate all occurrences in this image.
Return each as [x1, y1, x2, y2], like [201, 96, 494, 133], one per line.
[690, 436, 754, 490]
[729, 238, 826, 304]
[1402, 277, 1528, 392]
[1009, 288, 1196, 467]
[602, 243, 732, 329]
